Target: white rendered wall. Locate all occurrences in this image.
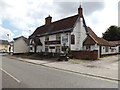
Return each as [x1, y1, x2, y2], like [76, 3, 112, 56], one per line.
[101, 46, 118, 55]
[14, 38, 29, 53]
[83, 45, 99, 51]
[36, 37, 45, 52]
[49, 35, 56, 41]
[29, 45, 34, 52]
[71, 17, 87, 51]
[116, 46, 119, 53]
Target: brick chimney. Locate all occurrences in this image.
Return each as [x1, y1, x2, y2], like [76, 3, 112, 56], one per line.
[78, 5, 83, 18]
[45, 15, 52, 25]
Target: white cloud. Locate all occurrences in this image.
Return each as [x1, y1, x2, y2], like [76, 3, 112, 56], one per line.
[21, 31, 30, 38]
[85, 0, 118, 37]
[118, 1, 120, 26]
[0, 0, 58, 28]
[0, 26, 14, 41]
[0, 0, 119, 40]
[0, 20, 2, 25]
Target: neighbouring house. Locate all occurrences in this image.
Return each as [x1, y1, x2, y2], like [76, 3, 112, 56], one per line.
[13, 36, 29, 54]
[9, 41, 14, 54]
[0, 40, 10, 53]
[29, 6, 120, 59]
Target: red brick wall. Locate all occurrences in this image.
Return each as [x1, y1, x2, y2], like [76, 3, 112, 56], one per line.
[72, 50, 98, 60]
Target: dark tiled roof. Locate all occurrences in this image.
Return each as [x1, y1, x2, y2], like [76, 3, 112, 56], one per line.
[109, 41, 120, 45]
[30, 14, 79, 38]
[0, 40, 9, 45]
[85, 27, 117, 46]
[29, 10, 118, 46]
[83, 35, 96, 45]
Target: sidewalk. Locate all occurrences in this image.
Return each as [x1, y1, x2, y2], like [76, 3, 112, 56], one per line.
[7, 55, 119, 81]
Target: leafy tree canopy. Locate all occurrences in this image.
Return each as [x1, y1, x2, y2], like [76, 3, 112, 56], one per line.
[102, 25, 120, 41]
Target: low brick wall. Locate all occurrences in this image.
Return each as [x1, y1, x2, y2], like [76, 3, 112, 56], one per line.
[101, 53, 120, 57]
[72, 50, 98, 60]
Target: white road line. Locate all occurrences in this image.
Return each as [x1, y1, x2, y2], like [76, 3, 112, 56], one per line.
[0, 68, 21, 83]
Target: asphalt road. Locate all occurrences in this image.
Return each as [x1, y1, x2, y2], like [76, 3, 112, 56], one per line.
[1, 56, 118, 88]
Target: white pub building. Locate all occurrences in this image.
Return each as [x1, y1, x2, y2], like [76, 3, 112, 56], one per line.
[29, 6, 120, 59]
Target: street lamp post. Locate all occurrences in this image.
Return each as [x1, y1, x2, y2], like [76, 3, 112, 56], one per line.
[6, 34, 10, 53]
[29, 30, 31, 35]
[7, 34, 10, 40]
[63, 42, 66, 55]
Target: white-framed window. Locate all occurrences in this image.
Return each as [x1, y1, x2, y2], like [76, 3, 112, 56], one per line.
[71, 34, 75, 44]
[105, 46, 109, 52]
[86, 46, 91, 50]
[45, 36, 49, 41]
[56, 34, 61, 41]
[111, 48, 114, 52]
[30, 47, 32, 50]
[119, 46, 120, 52]
[56, 46, 61, 53]
[45, 46, 48, 52]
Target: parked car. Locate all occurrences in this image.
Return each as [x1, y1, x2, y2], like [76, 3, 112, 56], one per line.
[0, 50, 4, 53]
[0, 50, 6, 53]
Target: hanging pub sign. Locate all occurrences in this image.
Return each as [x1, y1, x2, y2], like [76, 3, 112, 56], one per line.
[62, 36, 68, 43]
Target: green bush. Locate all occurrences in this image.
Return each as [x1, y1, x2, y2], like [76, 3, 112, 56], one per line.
[66, 48, 73, 58]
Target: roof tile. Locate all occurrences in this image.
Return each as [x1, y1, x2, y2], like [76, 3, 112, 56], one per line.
[30, 14, 79, 38]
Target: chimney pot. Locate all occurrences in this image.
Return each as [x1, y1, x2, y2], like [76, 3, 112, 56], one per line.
[45, 15, 52, 25]
[78, 5, 83, 18]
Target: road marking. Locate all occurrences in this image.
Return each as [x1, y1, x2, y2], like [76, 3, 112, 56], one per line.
[0, 68, 21, 83]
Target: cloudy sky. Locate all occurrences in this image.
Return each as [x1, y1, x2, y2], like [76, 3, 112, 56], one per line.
[0, 0, 119, 41]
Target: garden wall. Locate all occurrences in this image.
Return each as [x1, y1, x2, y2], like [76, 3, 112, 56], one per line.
[72, 50, 98, 60]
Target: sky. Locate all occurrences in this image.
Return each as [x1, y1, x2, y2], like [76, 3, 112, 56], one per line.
[0, 0, 119, 41]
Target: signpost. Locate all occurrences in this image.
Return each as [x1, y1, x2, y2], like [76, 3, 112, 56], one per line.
[57, 35, 68, 61]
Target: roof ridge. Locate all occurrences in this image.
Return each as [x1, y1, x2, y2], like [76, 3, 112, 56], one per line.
[88, 34, 98, 43]
[14, 36, 27, 40]
[51, 14, 78, 24]
[37, 14, 79, 28]
[30, 14, 79, 38]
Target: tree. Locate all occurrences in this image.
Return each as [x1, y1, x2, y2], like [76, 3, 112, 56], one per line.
[102, 25, 120, 41]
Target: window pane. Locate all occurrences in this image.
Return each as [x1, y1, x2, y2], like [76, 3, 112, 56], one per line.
[45, 46, 48, 52]
[71, 35, 75, 44]
[105, 46, 109, 52]
[56, 46, 60, 53]
[45, 36, 49, 41]
[56, 34, 61, 41]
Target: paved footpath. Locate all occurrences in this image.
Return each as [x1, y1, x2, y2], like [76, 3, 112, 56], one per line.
[6, 55, 119, 81]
